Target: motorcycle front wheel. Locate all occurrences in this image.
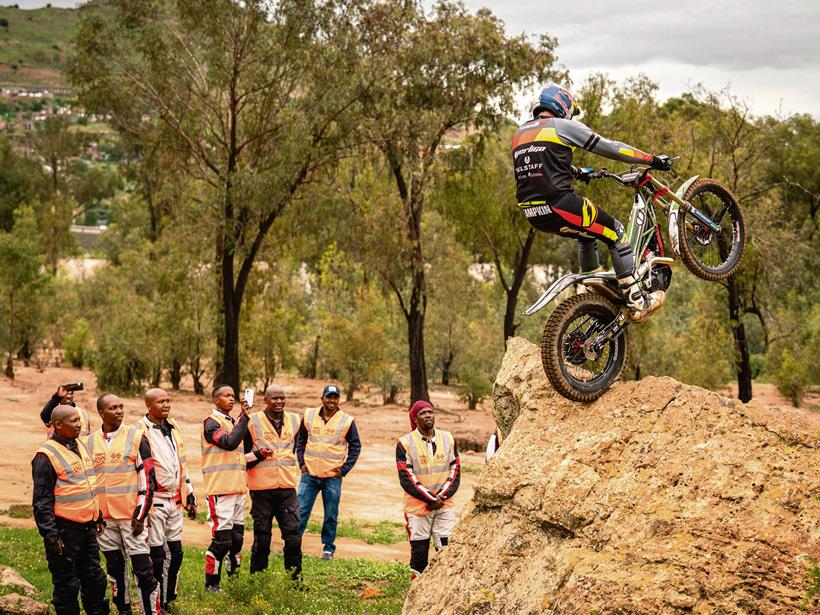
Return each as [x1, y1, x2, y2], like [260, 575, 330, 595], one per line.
[541, 293, 628, 403]
[679, 179, 746, 281]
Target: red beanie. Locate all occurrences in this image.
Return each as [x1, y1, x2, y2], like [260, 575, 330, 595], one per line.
[409, 400, 432, 429]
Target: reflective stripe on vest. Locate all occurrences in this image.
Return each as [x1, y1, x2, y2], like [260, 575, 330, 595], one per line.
[399, 429, 455, 516]
[303, 407, 353, 478]
[247, 411, 300, 490]
[36, 440, 99, 523]
[200, 410, 247, 496]
[84, 426, 141, 520]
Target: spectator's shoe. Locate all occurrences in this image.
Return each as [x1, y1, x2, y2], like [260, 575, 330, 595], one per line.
[205, 584, 222, 593]
[321, 551, 334, 561]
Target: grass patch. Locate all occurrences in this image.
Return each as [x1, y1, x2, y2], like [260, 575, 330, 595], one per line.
[304, 518, 405, 545]
[195, 509, 404, 546]
[462, 464, 483, 475]
[0, 525, 409, 613]
[803, 559, 820, 611]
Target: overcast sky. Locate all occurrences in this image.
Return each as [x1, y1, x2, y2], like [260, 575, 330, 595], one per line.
[460, 0, 820, 119]
[15, 0, 820, 118]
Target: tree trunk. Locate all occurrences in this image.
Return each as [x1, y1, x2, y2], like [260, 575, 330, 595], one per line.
[306, 333, 321, 379]
[727, 275, 752, 402]
[170, 359, 182, 391]
[151, 366, 161, 388]
[384, 384, 399, 405]
[407, 303, 429, 403]
[4, 353, 12, 379]
[441, 350, 453, 386]
[503, 228, 536, 346]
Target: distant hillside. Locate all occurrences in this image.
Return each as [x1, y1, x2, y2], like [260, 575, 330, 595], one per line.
[0, 5, 81, 86]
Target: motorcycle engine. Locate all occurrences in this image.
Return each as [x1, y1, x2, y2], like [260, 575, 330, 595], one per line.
[649, 264, 672, 292]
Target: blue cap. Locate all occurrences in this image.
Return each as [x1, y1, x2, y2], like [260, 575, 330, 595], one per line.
[322, 384, 341, 398]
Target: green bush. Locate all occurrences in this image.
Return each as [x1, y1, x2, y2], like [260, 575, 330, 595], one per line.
[63, 318, 92, 369]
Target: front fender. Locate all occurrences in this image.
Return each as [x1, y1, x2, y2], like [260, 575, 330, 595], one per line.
[668, 175, 699, 256]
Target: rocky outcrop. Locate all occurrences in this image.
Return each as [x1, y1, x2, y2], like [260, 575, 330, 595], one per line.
[404, 337, 820, 614]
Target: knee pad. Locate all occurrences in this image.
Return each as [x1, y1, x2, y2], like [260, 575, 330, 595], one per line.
[103, 548, 126, 570]
[210, 529, 232, 558]
[130, 553, 156, 586]
[150, 545, 165, 564]
[168, 540, 183, 564]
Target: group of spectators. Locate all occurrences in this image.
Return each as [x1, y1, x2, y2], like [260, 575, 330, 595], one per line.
[31, 380, 468, 614]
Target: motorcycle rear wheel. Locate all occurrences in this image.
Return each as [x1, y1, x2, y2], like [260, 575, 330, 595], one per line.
[541, 293, 628, 403]
[679, 179, 746, 281]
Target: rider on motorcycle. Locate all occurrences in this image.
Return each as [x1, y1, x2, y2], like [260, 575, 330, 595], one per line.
[512, 83, 671, 323]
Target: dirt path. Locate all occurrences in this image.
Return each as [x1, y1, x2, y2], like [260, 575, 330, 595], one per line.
[0, 365, 495, 561]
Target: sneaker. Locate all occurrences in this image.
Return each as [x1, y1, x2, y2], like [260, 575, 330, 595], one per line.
[205, 585, 222, 593]
[321, 551, 334, 561]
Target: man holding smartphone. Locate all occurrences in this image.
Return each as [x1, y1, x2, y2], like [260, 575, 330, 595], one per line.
[32, 405, 109, 614]
[140, 388, 196, 613]
[201, 385, 267, 592]
[40, 382, 93, 437]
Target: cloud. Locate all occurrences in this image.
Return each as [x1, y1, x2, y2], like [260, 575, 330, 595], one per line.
[457, 0, 820, 116]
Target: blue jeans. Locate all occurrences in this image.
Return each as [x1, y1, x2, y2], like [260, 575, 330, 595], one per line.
[297, 474, 342, 554]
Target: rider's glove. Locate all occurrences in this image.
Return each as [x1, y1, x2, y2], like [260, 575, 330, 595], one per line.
[651, 155, 673, 171]
[571, 166, 595, 184]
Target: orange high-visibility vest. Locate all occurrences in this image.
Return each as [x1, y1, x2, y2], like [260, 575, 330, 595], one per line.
[247, 411, 300, 490]
[200, 410, 247, 496]
[46, 406, 92, 439]
[84, 425, 142, 520]
[138, 417, 191, 499]
[399, 428, 456, 516]
[302, 407, 353, 478]
[36, 439, 99, 524]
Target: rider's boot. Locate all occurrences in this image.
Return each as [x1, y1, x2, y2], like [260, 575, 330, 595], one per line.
[618, 273, 665, 323]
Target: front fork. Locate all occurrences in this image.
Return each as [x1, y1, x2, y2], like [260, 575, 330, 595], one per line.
[584, 311, 628, 360]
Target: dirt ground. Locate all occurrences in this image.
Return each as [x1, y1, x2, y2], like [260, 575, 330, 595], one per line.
[2, 365, 816, 562]
[0, 364, 497, 562]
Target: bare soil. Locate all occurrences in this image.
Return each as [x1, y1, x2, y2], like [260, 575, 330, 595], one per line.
[0, 364, 496, 561]
[3, 364, 815, 561]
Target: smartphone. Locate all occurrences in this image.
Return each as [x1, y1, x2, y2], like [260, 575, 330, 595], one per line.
[65, 382, 84, 392]
[244, 388, 254, 408]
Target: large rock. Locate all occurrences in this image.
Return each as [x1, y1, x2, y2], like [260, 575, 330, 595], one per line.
[404, 337, 820, 614]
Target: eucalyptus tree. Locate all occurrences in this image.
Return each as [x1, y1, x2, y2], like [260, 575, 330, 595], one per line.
[71, 0, 380, 391]
[357, 1, 557, 402]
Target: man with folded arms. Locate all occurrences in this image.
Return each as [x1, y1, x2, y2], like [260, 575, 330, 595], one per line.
[246, 384, 302, 578]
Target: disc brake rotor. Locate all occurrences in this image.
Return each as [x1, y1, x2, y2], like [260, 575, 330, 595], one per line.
[563, 331, 588, 365]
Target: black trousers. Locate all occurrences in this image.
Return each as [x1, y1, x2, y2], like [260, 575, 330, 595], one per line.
[525, 191, 633, 276]
[250, 488, 302, 578]
[44, 519, 109, 615]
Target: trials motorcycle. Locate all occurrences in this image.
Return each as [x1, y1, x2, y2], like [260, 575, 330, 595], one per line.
[525, 163, 746, 402]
